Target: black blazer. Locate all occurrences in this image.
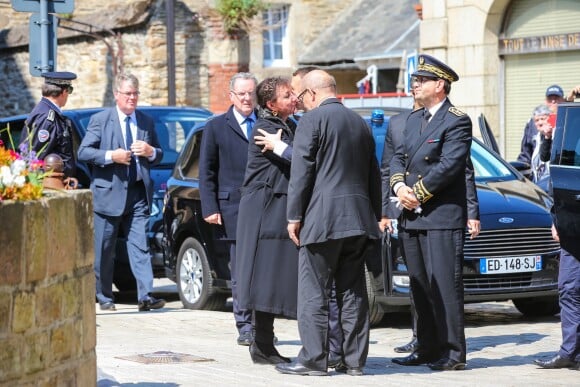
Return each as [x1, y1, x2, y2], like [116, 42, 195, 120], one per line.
[287, 98, 382, 246]
[199, 106, 253, 240]
[390, 98, 473, 230]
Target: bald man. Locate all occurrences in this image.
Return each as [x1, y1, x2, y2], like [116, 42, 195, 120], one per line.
[276, 70, 382, 376]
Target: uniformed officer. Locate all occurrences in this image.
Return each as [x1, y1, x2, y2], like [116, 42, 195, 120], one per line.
[389, 55, 474, 371]
[20, 71, 77, 178]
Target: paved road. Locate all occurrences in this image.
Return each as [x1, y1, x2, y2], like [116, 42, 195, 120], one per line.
[96, 280, 577, 387]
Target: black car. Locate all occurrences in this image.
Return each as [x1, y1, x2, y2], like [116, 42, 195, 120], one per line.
[550, 103, 580, 256]
[163, 112, 560, 325]
[1, 106, 213, 290]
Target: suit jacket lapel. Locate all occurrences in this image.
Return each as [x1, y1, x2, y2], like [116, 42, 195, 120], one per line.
[110, 109, 126, 149]
[406, 101, 449, 163]
[134, 111, 146, 141]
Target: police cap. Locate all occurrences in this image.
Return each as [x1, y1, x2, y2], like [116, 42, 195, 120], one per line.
[412, 54, 459, 83]
[42, 71, 77, 86]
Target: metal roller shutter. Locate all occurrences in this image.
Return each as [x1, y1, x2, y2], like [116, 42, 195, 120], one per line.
[502, 0, 580, 160]
[505, 52, 579, 161]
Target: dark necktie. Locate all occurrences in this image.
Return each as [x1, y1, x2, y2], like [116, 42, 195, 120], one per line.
[245, 117, 254, 139]
[125, 116, 137, 184]
[421, 110, 432, 132]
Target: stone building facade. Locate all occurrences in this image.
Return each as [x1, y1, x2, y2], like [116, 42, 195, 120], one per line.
[0, 0, 351, 116]
[419, 0, 580, 159]
[3, 0, 579, 158]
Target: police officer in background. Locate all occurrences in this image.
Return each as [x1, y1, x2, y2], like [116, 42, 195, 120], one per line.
[20, 71, 77, 178]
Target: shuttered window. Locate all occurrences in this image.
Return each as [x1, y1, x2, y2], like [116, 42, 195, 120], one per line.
[502, 0, 580, 160]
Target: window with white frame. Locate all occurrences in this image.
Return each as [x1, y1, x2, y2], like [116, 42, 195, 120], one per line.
[262, 5, 290, 67]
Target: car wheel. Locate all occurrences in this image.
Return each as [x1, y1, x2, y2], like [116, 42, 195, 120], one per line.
[513, 296, 560, 317]
[176, 237, 226, 310]
[365, 267, 385, 326]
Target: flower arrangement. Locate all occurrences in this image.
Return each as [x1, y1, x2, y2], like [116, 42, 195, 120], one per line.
[0, 127, 45, 202]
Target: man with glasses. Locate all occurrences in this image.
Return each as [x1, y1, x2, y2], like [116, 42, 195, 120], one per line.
[20, 71, 78, 179]
[199, 72, 258, 346]
[78, 72, 166, 313]
[390, 55, 474, 371]
[277, 70, 382, 376]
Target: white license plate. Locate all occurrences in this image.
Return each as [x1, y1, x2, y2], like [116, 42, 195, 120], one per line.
[479, 256, 542, 274]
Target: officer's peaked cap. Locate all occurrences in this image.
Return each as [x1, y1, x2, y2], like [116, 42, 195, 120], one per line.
[42, 71, 77, 86]
[412, 55, 459, 83]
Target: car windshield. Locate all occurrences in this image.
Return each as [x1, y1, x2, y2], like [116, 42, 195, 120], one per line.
[471, 139, 515, 180]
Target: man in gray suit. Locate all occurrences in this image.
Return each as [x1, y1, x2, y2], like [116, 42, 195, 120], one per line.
[276, 70, 382, 376]
[78, 72, 165, 312]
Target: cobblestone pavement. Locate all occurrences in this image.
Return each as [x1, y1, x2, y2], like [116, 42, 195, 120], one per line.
[96, 280, 578, 387]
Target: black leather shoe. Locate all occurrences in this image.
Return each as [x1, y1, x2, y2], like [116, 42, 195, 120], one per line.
[249, 343, 290, 365]
[99, 302, 116, 311]
[237, 331, 253, 346]
[328, 353, 342, 368]
[534, 354, 580, 369]
[392, 352, 438, 366]
[335, 363, 364, 376]
[429, 357, 466, 371]
[394, 338, 418, 353]
[275, 361, 328, 376]
[138, 296, 166, 312]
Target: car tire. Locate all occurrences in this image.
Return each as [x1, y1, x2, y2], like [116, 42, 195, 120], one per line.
[365, 267, 385, 326]
[513, 296, 560, 317]
[176, 237, 227, 311]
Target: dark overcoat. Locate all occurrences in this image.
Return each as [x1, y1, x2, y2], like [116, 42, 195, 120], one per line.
[236, 112, 299, 318]
[199, 106, 251, 240]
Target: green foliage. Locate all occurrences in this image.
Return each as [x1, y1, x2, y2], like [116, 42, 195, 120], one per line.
[216, 0, 266, 34]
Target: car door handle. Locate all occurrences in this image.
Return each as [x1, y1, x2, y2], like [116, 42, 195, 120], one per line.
[575, 195, 580, 201]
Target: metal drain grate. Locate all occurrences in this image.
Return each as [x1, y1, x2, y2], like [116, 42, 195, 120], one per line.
[116, 351, 215, 364]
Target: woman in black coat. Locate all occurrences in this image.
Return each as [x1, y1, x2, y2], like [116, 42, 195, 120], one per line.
[236, 77, 298, 365]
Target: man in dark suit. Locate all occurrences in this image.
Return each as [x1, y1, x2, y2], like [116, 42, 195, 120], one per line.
[276, 70, 382, 376]
[199, 72, 257, 346]
[382, 89, 480, 354]
[389, 55, 474, 371]
[78, 72, 165, 312]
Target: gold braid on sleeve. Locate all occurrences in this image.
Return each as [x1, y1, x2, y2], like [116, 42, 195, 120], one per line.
[390, 173, 405, 189]
[413, 180, 433, 203]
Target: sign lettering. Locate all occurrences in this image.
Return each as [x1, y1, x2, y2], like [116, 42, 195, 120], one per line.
[499, 32, 580, 55]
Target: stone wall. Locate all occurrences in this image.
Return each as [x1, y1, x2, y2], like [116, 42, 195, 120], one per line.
[0, 190, 96, 386]
[0, 0, 351, 116]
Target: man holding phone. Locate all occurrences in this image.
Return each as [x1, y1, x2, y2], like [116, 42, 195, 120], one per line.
[517, 85, 566, 166]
